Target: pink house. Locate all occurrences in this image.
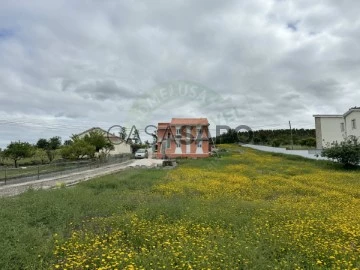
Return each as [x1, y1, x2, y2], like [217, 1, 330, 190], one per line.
[156, 118, 211, 159]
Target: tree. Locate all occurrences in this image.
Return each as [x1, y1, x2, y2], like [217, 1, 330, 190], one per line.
[36, 136, 61, 162]
[101, 143, 115, 157]
[133, 127, 141, 144]
[271, 139, 281, 147]
[34, 148, 48, 164]
[0, 148, 4, 164]
[48, 136, 61, 150]
[119, 127, 127, 141]
[61, 140, 96, 160]
[62, 131, 115, 160]
[47, 136, 61, 161]
[83, 131, 109, 152]
[216, 128, 316, 146]
[64, 140, 72, 146]
[144, 140, 150, 147]
[321, 136, 360, 168]
[215, 129, 248, 144]
[3, 141, 34, 168]
[36, 138, 49, 149]
[300, 138, 316, 148]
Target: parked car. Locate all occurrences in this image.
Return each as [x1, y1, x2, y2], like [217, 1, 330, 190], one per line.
[135, 149, 148, 159]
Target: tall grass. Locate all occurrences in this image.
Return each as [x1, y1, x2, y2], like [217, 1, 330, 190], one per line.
[0, 145, 359, 269]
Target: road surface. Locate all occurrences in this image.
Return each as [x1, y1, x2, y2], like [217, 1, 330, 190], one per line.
[0, 157, 164, 197]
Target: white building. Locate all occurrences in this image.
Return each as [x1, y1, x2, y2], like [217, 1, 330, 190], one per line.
[76, 127, 132, 155]
[314, 107, 360, 149]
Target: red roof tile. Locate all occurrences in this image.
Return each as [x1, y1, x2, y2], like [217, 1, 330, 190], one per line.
[158, 122, 170, 129]
[170, 118, 209, 126]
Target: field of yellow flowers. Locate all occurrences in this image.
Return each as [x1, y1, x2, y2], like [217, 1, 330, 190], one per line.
[0, 144, 359, 269]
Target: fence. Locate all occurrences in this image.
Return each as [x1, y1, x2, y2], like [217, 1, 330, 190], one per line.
[0, 154, 132, 185]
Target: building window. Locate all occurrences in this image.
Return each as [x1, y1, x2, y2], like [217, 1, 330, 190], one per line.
[176, 140, 181, 148]
[340, 123, 345, 132]
[176, 128, 181, 135]
[352, 119, 357, 129]
[197, 127, 202, 136]
[197, 141, 202, 148]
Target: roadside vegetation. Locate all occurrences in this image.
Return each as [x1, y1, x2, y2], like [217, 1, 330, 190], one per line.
[0, 157, 130, 184]
[0, 128, 153, 183]
[322, 135, 360, 168]
[0, 145, 359, 269]
[0, 131, 116, 169]
[215, 128, 316, 148]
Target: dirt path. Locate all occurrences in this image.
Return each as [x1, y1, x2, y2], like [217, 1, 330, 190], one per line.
[0, 158, 164, 197]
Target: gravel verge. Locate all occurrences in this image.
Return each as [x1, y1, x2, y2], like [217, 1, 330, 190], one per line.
[0, 158, 164, 197]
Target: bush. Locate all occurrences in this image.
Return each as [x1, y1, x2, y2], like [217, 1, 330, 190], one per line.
[300, 138, 316, 147]
[271, 140, 281, 147]
[321, 136, 360, 168]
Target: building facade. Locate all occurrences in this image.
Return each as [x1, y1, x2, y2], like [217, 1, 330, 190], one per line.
[76, 127, 132, 155]
[314, 107, 360, 149]
[156, 118, 211, 158]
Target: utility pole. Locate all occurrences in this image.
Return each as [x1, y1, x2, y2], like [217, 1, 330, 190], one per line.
[289, 121, 293, 150]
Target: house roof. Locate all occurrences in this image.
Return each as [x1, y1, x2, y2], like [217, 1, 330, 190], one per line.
[76, 127, 123, 140]
[76, 127, 108, 137]
[170, 118, 209, 126]
[158, 122, 170, 129]
[313, 107, 360, 118]
[313, 115, 342, 118]
[343, 107, 360, 117]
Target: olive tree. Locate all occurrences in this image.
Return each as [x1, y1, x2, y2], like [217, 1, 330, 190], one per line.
[60, 139, 96, 160]
[0, 148, 4, 164]
[3, 141, 34, 168]
[36, 136, 62, 162]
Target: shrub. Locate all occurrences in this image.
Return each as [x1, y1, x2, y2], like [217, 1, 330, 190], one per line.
[321, 136, 360, 168]
[300, 138, 316, 147]
[271, 140, 281, 147]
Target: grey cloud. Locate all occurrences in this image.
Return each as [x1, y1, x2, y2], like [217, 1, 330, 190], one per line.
[73, 80, 138, 101]
[1, 0, 360, 147]
[306, 79, 343, 98]
[54, 112, 83, 119]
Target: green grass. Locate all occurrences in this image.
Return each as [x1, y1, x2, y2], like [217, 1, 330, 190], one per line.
[0, 163, 85, 182]
[0, 145, 359, 269]
[0, 169, 168, 269]
[0, 153, 62, 167]
[0, 159, 123, 183]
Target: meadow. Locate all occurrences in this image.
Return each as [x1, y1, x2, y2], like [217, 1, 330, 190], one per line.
[0, 145, 359, 269]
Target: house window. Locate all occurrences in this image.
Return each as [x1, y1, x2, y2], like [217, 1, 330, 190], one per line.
[176, 140, 181, 148]
[352, 119, 357, 129]
[197, 127, 202, 140]
[197, 141, 202, 148]
[340, 123, 345, 132]
[176, 127, 181, 135]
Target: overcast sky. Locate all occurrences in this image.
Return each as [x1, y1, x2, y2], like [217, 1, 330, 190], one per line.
[1, 0, 360, 148]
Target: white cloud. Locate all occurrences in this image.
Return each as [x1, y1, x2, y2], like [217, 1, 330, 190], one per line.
[0, 0, 359, 147]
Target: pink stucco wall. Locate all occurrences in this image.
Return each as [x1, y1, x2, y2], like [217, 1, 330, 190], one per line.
[156, 123, 211, 159]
